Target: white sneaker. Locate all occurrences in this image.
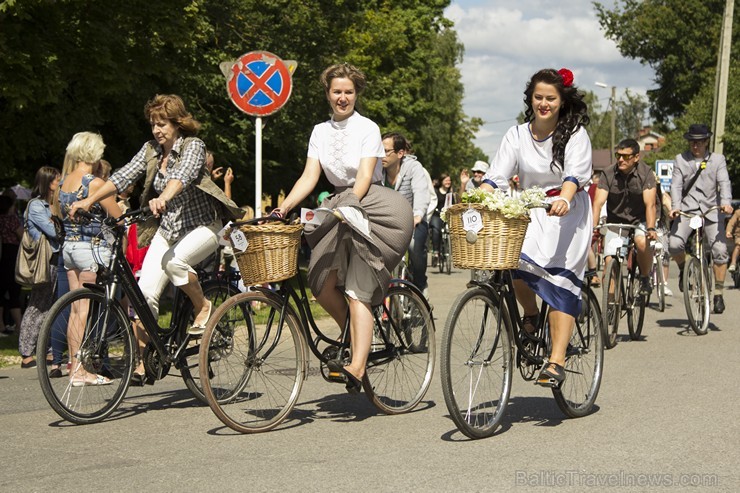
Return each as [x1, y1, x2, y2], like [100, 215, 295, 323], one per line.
[663, 283, 673, 297]
[729, 264, 737, 273]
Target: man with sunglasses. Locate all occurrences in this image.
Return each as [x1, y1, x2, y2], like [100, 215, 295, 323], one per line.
[592, 138, 657, 296]
[668, 123, 733, 314]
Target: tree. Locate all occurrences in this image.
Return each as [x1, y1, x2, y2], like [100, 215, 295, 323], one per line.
[0, 0, 483, 205]
[595, 0, 739, 191]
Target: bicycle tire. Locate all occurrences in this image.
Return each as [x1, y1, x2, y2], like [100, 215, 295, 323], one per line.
[553, 285, 603, 418]
[683, 257, 710, 335]
[733, 262, 740, 289]
[37, 288, 134, 424]
[199, 291, 306, 433]
[438, 239, 446, 274]
[601, 258, 621, 349]
[627, 263, 646, 340]
[440, 286, 513, 439]
[178, 280, 239, 404]
[365, 285, 435, 414]
[444, 234, 452, 275]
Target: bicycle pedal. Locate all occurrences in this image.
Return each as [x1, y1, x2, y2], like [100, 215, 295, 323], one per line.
[326, 370, 347, 384]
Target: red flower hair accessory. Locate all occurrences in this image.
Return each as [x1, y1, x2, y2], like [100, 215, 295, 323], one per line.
[558, 68, 574, 87]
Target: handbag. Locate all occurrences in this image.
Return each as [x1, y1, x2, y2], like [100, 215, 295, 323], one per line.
[15, 199, 54, 287]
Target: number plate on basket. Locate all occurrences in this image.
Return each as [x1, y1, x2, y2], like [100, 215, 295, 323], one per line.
[230, 229, 248, 252]
[689, 216, 703, 230]
[461, 209, 483, 233]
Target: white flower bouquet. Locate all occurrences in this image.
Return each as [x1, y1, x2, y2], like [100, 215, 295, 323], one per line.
[442, 186, 546, 221]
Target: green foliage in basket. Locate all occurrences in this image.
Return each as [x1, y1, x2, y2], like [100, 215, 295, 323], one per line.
[442, 187, 547, 221]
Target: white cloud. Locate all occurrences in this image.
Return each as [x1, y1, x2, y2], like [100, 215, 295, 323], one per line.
[446, 0, 655, 160]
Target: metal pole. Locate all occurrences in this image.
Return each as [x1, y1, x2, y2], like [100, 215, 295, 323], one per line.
[255, 117, 262, 217]
[610, 86, 616, 152]
[711, 0, 734, 154]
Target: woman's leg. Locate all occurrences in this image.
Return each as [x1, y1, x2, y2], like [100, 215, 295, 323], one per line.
[160, 224, 220, 326]
[314, 270, 349, 330]
[18, 266, 58, 364]
[136, 235, 171, 373]
[66, 268, 99, 376]
[345, 298, 373, 379]
[547, 310, 574, 367]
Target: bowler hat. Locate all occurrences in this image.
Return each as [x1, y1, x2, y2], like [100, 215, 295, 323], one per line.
[683, 124, 712, 141]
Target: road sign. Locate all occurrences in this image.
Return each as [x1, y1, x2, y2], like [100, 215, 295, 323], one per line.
[226, 51, 293, 116]
[655, 160, 674, 192]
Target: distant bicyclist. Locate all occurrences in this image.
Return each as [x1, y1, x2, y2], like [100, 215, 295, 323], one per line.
[668, 123, 733, 314]
[272, 63, 413, 392]
[479, 67, 592, 388]
[591, 138, 658, 296]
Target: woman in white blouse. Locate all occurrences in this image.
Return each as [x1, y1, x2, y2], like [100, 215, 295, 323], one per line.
[273, 64, 413, 392]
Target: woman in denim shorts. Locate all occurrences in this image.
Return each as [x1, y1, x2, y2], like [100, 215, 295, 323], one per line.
[57, 132, 122, 385]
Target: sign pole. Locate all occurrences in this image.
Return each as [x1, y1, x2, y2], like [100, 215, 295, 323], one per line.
[224, 51, 296, 218]
[255, 117, 262, 217]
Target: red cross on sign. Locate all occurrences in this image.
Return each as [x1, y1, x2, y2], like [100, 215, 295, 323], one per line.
[226, 51, 293, 116]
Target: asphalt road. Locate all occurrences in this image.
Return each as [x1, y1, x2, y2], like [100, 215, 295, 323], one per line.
[1, 265, 738, 492]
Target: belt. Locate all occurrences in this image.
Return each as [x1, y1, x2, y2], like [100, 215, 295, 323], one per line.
[546, 187, 584, 197]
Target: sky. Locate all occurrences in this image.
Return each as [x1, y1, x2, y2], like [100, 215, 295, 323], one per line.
[444, 0, 656, 161]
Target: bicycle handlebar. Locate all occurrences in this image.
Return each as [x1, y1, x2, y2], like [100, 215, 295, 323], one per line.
[675, 205, 721, 220]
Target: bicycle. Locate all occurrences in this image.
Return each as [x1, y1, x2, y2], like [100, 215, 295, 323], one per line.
[36, 208, 237, 424]
[440, 266, 603, 439]
[198, 216, 436, 433]
[437, 221, 452, 275]
[600, 223, 647, 347]
[677, 206, 719, 335]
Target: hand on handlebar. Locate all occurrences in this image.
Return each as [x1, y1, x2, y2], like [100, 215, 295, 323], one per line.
[68, 199, 91, 221]
[149, 197, 167, 217]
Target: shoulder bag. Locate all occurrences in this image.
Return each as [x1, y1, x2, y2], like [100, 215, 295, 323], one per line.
[15, 198, 54, 287]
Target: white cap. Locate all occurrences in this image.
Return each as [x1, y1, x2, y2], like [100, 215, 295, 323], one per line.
[471, 160, 489, 173]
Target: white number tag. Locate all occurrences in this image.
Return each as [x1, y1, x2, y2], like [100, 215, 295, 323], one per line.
[230, 229, 249, 252]
[461, 209, 483, 233]
[689, 216, 703, 230]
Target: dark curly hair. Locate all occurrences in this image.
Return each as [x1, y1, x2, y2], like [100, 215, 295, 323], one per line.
[523, 68, 589, 172]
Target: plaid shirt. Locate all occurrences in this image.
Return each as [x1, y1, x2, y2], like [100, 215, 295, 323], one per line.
[110, 137, 217, 241]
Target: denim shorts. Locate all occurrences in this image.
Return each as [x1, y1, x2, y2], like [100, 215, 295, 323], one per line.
[63, 240, 112, 272]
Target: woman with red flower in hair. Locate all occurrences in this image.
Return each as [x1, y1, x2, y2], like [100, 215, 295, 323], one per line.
[479, 68, 592, 387]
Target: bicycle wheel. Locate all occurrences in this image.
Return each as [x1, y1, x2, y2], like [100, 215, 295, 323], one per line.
[683, 257, 710, 335]
[601, 258, 621, 349]
[444, 233, 452, 275]
[733, 261, 740, 289]
[440, 286, 513, 439]
[438, 236, 446, 274]
[200, 291, 306, 433]
[553, 285, 603, 418]
[627, 263, 646, 340]
[178, 280, 239, 404]
[37, 288, 134, 424]
[365, 285, 435, 414]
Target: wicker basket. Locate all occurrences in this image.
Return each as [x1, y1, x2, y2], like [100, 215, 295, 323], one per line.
[230, 222, 304, 285]
[446, 203, 530, 270]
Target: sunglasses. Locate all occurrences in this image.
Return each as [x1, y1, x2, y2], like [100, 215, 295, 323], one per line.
[614, 152, 636, 160]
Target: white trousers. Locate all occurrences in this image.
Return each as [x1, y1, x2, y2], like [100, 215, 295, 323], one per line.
[138, 222, 220, 319]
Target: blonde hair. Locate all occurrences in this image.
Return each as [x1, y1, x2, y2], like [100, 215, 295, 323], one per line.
[62, 132, 106, 176]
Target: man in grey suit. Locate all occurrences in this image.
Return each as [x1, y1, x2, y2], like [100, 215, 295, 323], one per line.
[669, 123, 733, 314]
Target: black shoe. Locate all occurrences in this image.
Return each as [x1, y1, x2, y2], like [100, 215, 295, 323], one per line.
[639, 276, 653, 296]
[48, 368, 63, 378]
[130, 372, 146, 387]
[521, 315, 542, 342]
[431, 253, 438, 267]
[326, 360, 362, 393]
[21, 359, 36, 369]
[713, 295, 725, 314]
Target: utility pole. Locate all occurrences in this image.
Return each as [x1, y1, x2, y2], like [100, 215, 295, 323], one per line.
[596, 82, 617, 151]
[711, 0, 734, 154]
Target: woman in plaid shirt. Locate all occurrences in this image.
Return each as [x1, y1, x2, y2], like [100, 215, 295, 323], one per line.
[70, 94, 241, 384]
